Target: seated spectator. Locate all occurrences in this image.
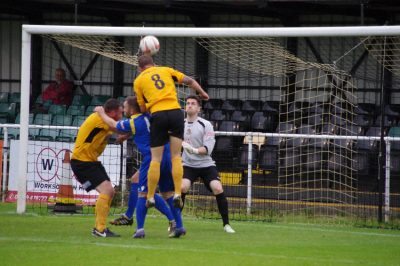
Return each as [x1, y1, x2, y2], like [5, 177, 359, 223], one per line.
[41, 68, 73, 106]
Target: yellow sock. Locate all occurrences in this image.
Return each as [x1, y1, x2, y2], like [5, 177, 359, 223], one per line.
[147, 161, 160, 199]
[95, 194, 111, 232]
[171, 156, 183, 196]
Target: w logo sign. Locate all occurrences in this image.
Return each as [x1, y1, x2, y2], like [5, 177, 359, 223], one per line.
[36, 148, 59, 181]
[41, 159, 54, 171]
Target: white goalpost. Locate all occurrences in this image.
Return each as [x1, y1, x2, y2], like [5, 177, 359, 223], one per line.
[17, 25, 400, 223]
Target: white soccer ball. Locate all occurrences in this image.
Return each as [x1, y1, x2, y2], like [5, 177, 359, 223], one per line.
[139, 35, 160, 55]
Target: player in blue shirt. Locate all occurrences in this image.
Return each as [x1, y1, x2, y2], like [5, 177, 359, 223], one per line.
[94, 96, 185, 238]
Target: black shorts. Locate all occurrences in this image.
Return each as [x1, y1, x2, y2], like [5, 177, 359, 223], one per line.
[150, 109, 184, 147]
[183, 165, 220, 192]
[71, 159, 110, 192]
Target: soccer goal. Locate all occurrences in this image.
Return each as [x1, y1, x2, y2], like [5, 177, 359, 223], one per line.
[12, 25, 400, 224]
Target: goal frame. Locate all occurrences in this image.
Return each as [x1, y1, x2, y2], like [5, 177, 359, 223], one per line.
[18, 24, 400, 214]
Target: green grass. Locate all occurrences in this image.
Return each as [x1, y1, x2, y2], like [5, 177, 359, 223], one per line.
[1, 203, 400, 266]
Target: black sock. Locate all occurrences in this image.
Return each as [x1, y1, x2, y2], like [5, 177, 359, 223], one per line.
[181, 193, 187, 210]
[215, 192, 229, 226]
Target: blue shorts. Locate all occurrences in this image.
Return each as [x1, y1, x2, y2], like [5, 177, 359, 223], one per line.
[137, 149, 174, 193]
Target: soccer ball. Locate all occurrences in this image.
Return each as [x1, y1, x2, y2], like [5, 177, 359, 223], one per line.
[139, 35, 160, 55]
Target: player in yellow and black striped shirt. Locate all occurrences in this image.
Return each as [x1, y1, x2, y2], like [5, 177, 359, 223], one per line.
[71, 98, 123, 237]
[134, 55, 209, 208]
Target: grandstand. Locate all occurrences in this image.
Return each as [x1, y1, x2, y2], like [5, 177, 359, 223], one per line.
[1, 0, 400, 227]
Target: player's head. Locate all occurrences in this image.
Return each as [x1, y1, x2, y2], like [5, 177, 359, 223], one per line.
[104, 98, 123, 121]
[138, 55, 154, 72]
[185, 95, 202, 116]
[123, 96, 141, 117]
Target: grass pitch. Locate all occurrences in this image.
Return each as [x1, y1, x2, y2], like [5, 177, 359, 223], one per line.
[0, 203, 400, 266]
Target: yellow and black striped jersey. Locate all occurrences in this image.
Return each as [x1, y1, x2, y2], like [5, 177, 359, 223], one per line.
[72, 113, 113, 162]
[134, 66, 185, 113]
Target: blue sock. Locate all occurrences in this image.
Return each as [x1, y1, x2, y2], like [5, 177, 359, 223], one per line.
[154, 194, 174, 221]
[167, 196, 183, 228]
[136, 197, 147, 230]
[125, 183, 139, 219]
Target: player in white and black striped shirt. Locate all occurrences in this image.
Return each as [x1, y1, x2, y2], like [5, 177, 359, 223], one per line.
[181, 96, 235, 233]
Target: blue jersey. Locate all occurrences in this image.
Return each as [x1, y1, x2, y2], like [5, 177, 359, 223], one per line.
[116, 113, 151, 156]
[116, 113, 173, 192]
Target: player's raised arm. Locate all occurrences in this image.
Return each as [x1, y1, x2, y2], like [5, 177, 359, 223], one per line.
[94, 106, 118, 131]
[182, 76, 209, 101]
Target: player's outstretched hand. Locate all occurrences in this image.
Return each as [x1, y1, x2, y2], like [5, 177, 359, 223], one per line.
[94, 106, 105, 114]
[199, 91, 209, 101]
[182, 141, 199, 154]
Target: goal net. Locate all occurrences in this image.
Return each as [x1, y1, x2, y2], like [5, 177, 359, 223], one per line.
[10, 25, 400, 224]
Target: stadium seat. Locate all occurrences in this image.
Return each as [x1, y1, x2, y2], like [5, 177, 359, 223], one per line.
[258, 144, 278, 171]
[90, 95, 110, 106]
[71, 94, 92, 106]
[210, 109, 226, 120]
[354, 105, 369, 115]
[231, 110, 250, 131]
[66, 105, 86, 116]
[56, 129, 78, 142]
[353, 114, 371, 127]
[296, 124, 316, 146]
[213, 136, 236, 170]
[30, 113, 52, 138]
[72, 116, 87, 127]
[251, 111, 276, 132]
[352, 151, 370, 176]
[203, 99, 223, 111]
[0, 102, 17, 122]
[35, 128, 59, 141]
[238, 144, 259, 169]
[280, 148, 301, 172]
[221, 99, 242, 112]
[85, 105, 97, 116]
[48, 104, 67, 115]
[261, 101, 279, 113]
[374, 115, 393, 127]
[307, 113, 323, 125]
[308, 102, 325, 114]
[52, 114, 73, 126]
[389, 127, 400, 151]
[0, 92, 9, 103]
[9, 92, 21, 104]
[219, 120, 240, 132]
[241, 100, 262, 112]
[330, 115, 347, 126]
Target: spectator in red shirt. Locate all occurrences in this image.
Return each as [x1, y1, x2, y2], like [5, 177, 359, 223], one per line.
[41, 68, 73, 106]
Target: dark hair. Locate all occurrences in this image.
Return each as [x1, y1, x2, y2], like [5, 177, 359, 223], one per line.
[104, 98, 122, 112]
[186, 95, 202, 106]
[138, 55, 154, 68]
[125, 96, 140, 113]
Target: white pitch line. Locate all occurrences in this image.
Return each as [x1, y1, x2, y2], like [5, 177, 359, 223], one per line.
[0, 236, 367, 265]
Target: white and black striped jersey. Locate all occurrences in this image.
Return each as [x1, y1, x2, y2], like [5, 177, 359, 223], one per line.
[182, 117, 216, 168]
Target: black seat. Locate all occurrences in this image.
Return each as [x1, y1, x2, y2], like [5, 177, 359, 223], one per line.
[231, 110, 250, 131]
[238, 144, 259, 169]
[210, 109, 226, 121]
[258, 144, 278, 171]
[354, 114, 371, 127]
[221, 99, 242, 112]
[261, 101, 279, 113]
[203, 99, 223, 111]
[251, 111, 276, 132]
[241, 100, 262, 112]
[308, 113, 323, 125]
[213, 136, 236, 170]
